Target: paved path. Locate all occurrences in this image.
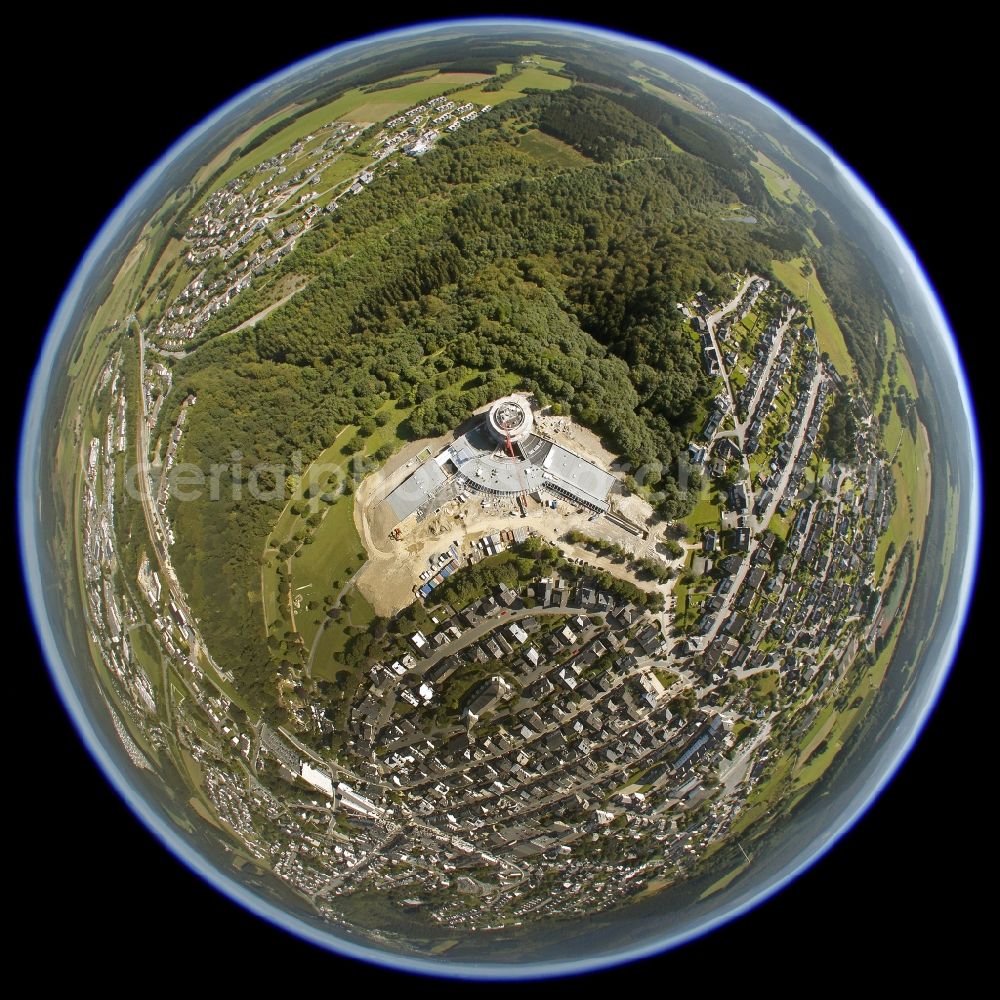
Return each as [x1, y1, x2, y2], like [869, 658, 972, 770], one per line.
[718, 720, 772, 797]
[752, 368, 823, 533]
[230, 285, 302, 334]
[305, 561, 368, 675]
[696, 367, 824, 649]
[703, 275, 754, 425]
[734, 309, 795, 439]
[414, 604, 588, 676]
[702, 280, 796, 513]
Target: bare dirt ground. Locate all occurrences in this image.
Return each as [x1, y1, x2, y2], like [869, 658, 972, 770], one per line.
[356, 493, 676, 618]
[533, 412, 620, 470]
[352, 405, 677, 618]
[358, 432, 454, 550]
[353, 398, 503, 557]
[613, 491, 656, 527]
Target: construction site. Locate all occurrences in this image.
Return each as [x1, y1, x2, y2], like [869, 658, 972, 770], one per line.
[353, 396, 673, 617]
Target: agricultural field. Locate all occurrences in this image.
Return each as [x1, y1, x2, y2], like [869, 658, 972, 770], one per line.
[877, 315, 919, 411]
[875, 406, 931, 581]
[516, 129, 590, 168]
[698, 860, 749, 899]
[210, 60, 572, 194]
[751, 150, 803, 206]
[464, 65, 572, 105]
[632, 70, 707, 118]
[49, 27, 956, 954]
[871, 314, 931, 582]
[771, 258, 855, 379]
[210, 72, 494, 190]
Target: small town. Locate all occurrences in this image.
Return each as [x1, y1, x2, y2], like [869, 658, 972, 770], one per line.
[150, 90, 491, 354]
[57, 22, 933, 952]
[78, 236, 902, 934]
[30, 15, 959, 975]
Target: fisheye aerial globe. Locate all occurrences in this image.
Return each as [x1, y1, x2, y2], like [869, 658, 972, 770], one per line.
[21, 17, 980, 979]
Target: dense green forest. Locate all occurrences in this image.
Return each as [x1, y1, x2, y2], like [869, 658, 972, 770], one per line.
[163, 87, 803, 709]
[537, 89, 666, 162]
[361, 73, 433, 94]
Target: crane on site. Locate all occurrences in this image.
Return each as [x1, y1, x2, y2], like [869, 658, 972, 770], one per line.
[504, 428, 531, 517]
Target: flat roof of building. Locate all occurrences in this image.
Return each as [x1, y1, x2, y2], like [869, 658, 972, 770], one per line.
[384, 458, 448, 521]
[455, 447, 547, 494]
[380, 407, 617, 525]
[542, 443, 616, 509]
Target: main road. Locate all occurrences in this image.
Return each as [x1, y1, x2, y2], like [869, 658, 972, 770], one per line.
[703, 279, 797, 517]
[696, 365, 824, 649]
[134, 319, 233, 684]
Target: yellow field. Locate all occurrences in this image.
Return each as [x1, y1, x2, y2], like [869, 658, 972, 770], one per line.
[772, 257, 856, 378]
[516, 129, 589, 167]
[459, 66, 571, 105]
[698, 861, 749, 899]
[880, 315, 919, 401]
[752, 150, 802, 205]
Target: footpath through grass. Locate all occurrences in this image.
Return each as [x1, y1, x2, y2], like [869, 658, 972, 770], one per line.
[261, 404, 414, 666]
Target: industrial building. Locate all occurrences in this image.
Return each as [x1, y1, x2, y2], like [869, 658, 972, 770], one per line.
[379, 396, 617, 527]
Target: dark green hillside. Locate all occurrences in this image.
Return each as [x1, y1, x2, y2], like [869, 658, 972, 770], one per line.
[623, 93, 746, 172]
[538, 89, 666, 161]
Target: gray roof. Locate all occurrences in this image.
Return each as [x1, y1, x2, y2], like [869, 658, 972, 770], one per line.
[384, 412, 616, 520]
[460, 452, 546, 493]
[384, 459, 448, 521]
[450, 428, 548, 494]
[541, 444, 616, 509]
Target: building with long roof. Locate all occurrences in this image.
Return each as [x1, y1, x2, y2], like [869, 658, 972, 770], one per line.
[378, 396, 618, 528]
